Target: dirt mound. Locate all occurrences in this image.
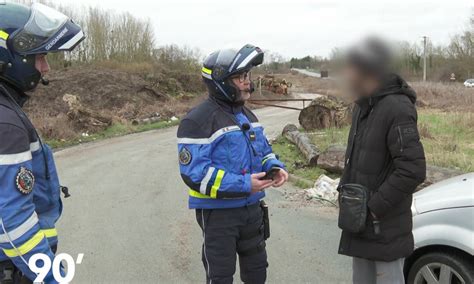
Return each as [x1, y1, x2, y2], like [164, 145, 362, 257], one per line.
[24, 67, 197, 140]
[27, 67, 168, 117]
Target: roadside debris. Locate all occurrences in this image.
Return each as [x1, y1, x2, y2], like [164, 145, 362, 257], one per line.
[257, 75, 292, 95]
[132, 113, 162, 125]
[306, 175, 340, 206]
[63, 94, 113, 131]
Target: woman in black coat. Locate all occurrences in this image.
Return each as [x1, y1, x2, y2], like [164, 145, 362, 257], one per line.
[338, 38, 426, 284]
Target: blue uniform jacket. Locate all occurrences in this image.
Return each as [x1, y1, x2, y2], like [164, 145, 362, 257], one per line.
[0, 84, 62, 283]
[177, 97, 285, 209]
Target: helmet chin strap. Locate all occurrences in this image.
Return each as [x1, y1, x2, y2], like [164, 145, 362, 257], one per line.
[213, 79, 251, 104]
[213, 80, 234, 102]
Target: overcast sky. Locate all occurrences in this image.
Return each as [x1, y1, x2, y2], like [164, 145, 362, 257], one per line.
[57, 0, 472, 58]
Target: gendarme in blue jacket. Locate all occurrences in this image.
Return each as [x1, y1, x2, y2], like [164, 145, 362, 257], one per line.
[177, 97, 285, 209]
[0, 84, 62, 283]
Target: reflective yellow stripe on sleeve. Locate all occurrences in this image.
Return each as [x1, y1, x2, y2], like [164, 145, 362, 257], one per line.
[202, 67, 212, 75]
[42, 228, 58, 238]
[3, 231, 45, 257]
[0, 30, 8, 40]
[210, 170, 224, 198]
[189, 189, 211, 199]
[189, 169, 225, 199]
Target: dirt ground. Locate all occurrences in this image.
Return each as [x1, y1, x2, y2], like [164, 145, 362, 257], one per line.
[24, 67, 203, 140]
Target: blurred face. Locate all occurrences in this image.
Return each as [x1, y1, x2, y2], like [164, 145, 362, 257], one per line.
[230, 71, 252, 101]
[342, 64, 376, 99]
[35, 54, 50, 76]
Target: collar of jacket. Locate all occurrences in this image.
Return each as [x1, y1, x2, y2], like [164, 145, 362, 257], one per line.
[0, 82, 29, 107]
[355, 73, 413, 110]
[209, 95, 244, 114]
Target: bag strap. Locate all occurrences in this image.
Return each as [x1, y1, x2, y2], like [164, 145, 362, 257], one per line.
[345, 107, 361, 166]
[339, 107, 361, 186]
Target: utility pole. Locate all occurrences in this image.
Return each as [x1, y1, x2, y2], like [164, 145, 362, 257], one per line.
[422, 36, 428, 82]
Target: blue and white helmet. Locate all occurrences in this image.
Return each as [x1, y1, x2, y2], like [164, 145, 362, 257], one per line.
[0, 2, 85, 91]
[202, 44, 264, 102]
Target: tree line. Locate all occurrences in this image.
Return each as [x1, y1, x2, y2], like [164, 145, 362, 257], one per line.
[11, 1, 473, 81]
[14, 0, 202, 72]
[276, 11, 474, 81]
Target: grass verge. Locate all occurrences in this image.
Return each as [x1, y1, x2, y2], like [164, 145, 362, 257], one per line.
[271, 136, 338, 189]
[272, 109, 473, 188]
[46, 119, 180, 149]
[418, 110, 473, 172]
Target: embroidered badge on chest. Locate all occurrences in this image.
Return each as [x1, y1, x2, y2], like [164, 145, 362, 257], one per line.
[16, 167, 35, 195]
[179, 147, 192, 165]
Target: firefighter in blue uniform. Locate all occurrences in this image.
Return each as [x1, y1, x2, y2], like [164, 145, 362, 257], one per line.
[177, 44, 289, 283]
[0, 2, 84, 283]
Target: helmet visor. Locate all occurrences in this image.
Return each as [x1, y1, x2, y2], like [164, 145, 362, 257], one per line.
[12, 3, 68, 53]
[212, 49, 238, 81]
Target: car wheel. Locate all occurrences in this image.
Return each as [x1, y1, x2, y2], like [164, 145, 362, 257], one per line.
[407, 252, 474, 284]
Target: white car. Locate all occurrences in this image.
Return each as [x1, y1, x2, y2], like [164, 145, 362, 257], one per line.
[406, 173, 474, 284]
[464, 79, 474, 87]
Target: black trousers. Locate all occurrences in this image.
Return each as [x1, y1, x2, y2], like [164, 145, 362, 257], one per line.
[196, 203, 268, 284]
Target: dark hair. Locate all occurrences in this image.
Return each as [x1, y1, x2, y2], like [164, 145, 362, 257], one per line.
[346, 37, 392, 77]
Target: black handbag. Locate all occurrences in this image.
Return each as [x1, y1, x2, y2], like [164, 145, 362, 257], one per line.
[337, 108, 369, 233]
[338, 183, 369, 233]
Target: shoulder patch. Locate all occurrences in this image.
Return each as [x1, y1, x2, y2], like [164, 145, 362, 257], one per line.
[400, 124, 417, 137]
[15, 167, 34, 195]
[179, 147, 192, 165]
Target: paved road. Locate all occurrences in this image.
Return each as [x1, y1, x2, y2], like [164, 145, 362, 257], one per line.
[291, 68, 321, 78]
[54, 97, 351, 283]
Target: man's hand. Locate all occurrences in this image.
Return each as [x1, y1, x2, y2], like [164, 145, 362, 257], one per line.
[251, 172, 274, 194]
[272, 169, 288, 187]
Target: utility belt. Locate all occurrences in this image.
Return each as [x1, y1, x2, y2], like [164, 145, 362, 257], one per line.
[0, 260, 29, 284]
[238, 200, 270, 257]
[0, 245, 56, 284]
[260, 200, 270, 240]
[240, 201, 269, 240]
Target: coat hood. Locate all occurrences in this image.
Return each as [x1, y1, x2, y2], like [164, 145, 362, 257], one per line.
[373, 73, 417, 104]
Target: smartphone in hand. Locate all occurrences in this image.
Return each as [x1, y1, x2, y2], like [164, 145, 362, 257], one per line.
[261, 167, 281, 180]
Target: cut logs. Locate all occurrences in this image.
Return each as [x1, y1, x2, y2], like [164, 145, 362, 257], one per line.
[317, 145, 346, 174]
[282, 124, 320, 166]
[298, 95, 352, 130]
